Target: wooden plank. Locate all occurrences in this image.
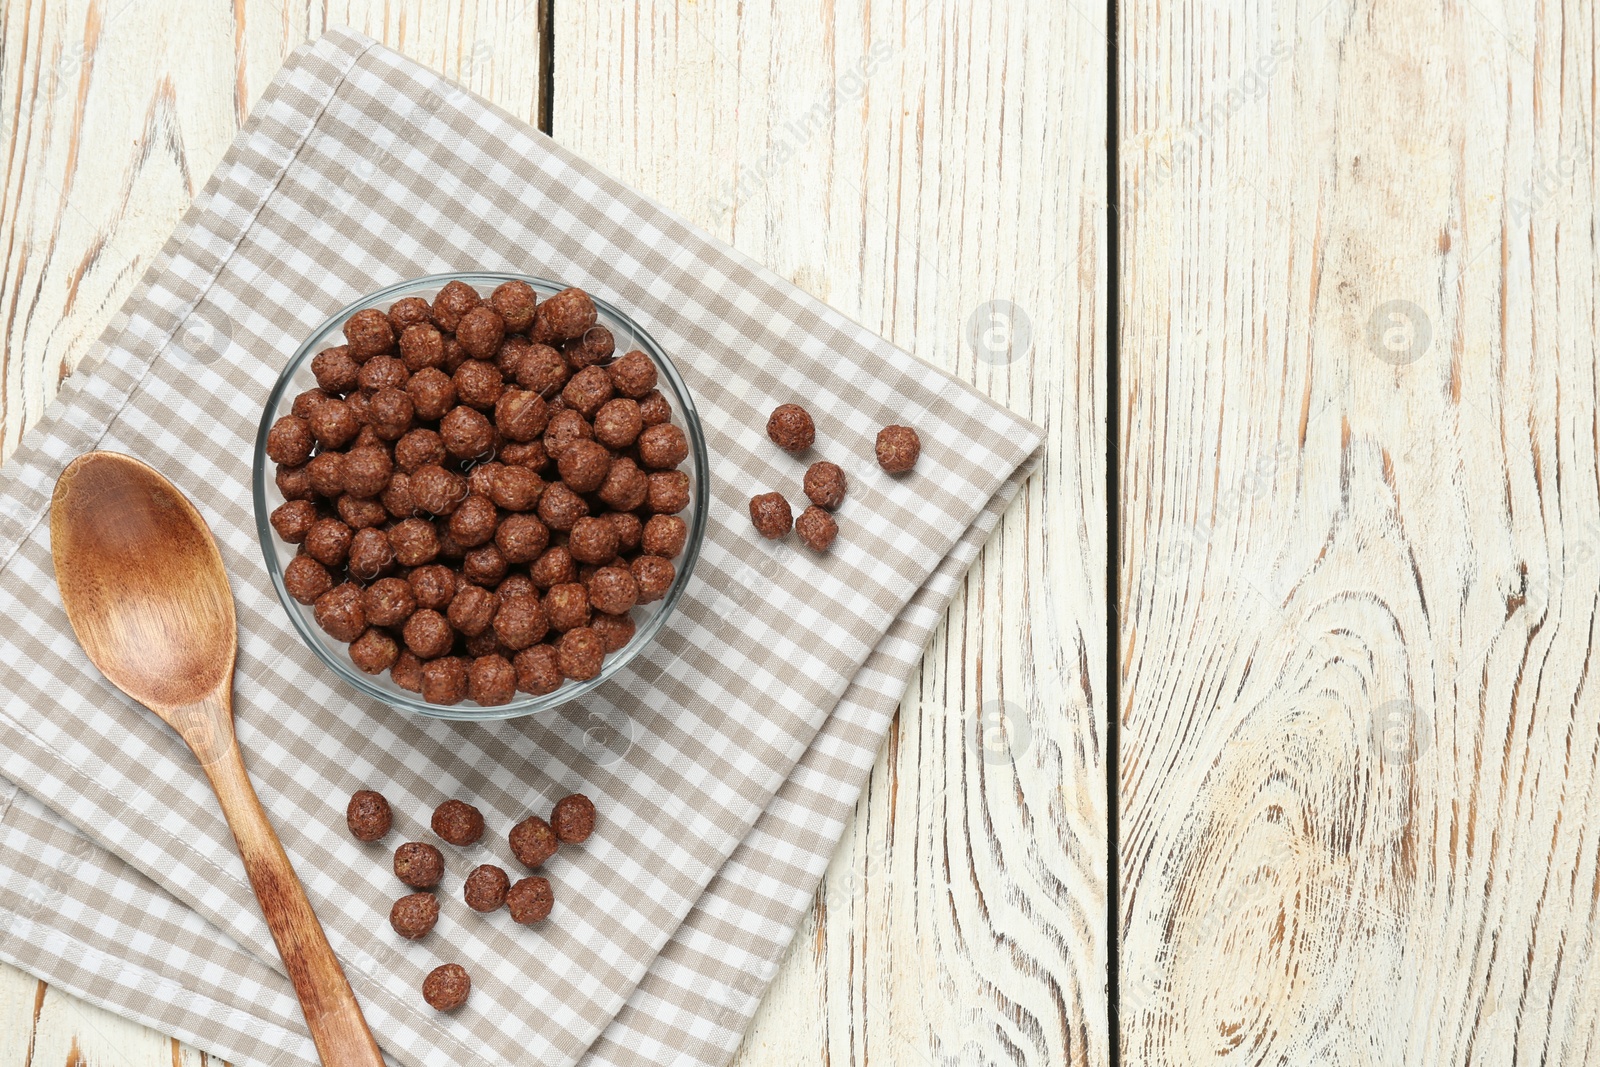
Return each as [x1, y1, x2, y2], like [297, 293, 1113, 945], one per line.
[1120, 0, 1600, 1062]
[0, 0, 544, 463]
[555, 4, 1107, 1066]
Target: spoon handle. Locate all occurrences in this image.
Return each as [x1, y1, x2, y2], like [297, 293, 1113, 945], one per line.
[192, 715, 387, 1067]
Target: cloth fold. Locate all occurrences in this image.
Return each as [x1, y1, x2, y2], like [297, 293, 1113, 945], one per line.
[0, 29, 1042, 1067]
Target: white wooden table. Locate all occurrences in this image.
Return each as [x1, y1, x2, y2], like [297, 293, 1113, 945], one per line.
[9, 1, 1596, 1066]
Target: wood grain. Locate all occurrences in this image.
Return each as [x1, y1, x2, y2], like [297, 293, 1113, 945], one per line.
[1120, 0, 1600, 1063]
[555, 3, 1107, 1066]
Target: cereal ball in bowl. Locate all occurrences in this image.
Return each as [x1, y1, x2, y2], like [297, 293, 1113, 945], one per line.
[254, 274, 707, 720]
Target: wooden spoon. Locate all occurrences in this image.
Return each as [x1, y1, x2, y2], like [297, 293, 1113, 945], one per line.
[50, 451, 385, 1067]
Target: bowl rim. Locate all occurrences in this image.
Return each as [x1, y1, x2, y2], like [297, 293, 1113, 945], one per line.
[251, 271, 710, 721]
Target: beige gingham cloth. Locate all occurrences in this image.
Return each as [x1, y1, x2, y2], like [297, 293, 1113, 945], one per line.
[0, 30, 1043, 1067]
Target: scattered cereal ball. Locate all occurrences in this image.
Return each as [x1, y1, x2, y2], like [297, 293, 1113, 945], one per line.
[454, 358, 504, 411]
[542, 408, 593, 459]
[803, 461, 848, 510]
[496, 513, 551, 564]
[388, 296, 432, 335]
[406, 367, 457, 421]
[506, 876, 553, 924]
[304, 518, 353, 567]
[637, 423, 688, 469]
[358, 354, 409, 394]
[461, 543, 508, 587]
[266, 415, 315, 466]
[748, 493, 792, 539]
[368, 388, 415, 441]
[495, 389, 550, 443]
[641, 514, 688, 559]
[597, 457, 649, 512]
[431, 280, 481, 332]
[569, 516, 619, 565]
[489, 466, 544, 512]
[592, 398, 643, 449]
[270, 499, 318, 544]
[422, 963, 471, 1012]
[346, 790, 392, 842]
[544, 582, 591, 632]
[291, 387, 332, 420]
[551, 794, 596, 844]
[587, 566, 638, 615]
[646, 470, 691, 515]
[538, 482, 589, 532]
[394, 429, 445, 473]
[515, 343, 570, 398]
[447, 584, 499, 637]
[276, 462, 315, 502]
[555, 439, 612, 494]
[421, 656, 470, 705]
[389, 892, 440, 940]
[284, 555, 334, 605]
[410, 565, 458, 611]
[637, 388, 672, 426]
[399, 323, 445, 372]
[391, 650, 425, 693]
[409, 464, 468, 516]
[432, 799, 485, 846]
[565, 325, 615, 369]
[492, 594, 549, 650]
[440, 405, 496, 460]
[393, 841, 444, 888]
[341, 446, 393, 499]
[591, 611, 636, 653]
[403, 609, 455, 659]
[456, 306, 506, 360]
[308, 398, 360, 450]
[347, 527, 395, 580]
[497, 573, 538, 601]
[363, 577, 418, 628]
[530, 546, 577, 589]
[489, 280, 539, 332]
[312, 347, 361, 393]
[304, 452, 344, 499]
[338, 493, 388, 530]
[608, 350, 657, 398]
[350, 628, 400, 674]
[557, 627, 605, 680]
[344, 308, 395, 359]
[562, 365, 615, 419]
[536, 287, 597, 340]
[463, 864, 510, 912]
[795, 506, 838, 552]
[605, 512, 643, 555]
[514, 645, 563, 695]
[509, 815, 559, 868]
[448, 494, 500, 548]
[469, 654, 517, 705]
[875, 425, 921, 473]
[631, 556, 676, 604]
[766, 404, 815, 453]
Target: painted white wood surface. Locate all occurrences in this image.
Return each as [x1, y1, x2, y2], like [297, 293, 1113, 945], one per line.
[0, 2, 1101, 1067]
[1120, 0, 1600, 1063]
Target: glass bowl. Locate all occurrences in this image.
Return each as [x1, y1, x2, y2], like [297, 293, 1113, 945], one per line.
[251, 272, 708, 720]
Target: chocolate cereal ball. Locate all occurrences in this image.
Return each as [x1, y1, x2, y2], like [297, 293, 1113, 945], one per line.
[530, 546, 577, 589]
[284, 555, 334, 605]
[346, 790, 392, 842]
[637, 423, 688, 469]
[276, 462, 315, 502]
[605, 511, 643, 554]
[394, 841, 444, 888]
[565, 326, 615, 370]
[592, 398, 643, 449]
[489, 466, 544, 512]
[308, 399, 360, 450]
[497, 573, 538, 601]
[514, 645, 563, 695]
[557, 627, 605, 680]
[544, 582, 591, 632]
[389, 892, 440, 940]
[391, 651, 425, 693]
[454, 359, 504, 410]
[389, 296, 432, 334]
[587, 566, 638, 615]
[551, 794, 596, 844]
[270, 499, 318, 544]
[608, 350, 657, 398]
[386, 518, 436, 567]
[266, 415, 315, 466]
[561, 366, 614, 419]
[344, 308, 395, 359]
[495, 389, 550, 443]
[368, 387, 415, 441]
[291, 387, 331, 420]
[875, 425, 920, 473]
[496, 513, 551, 564]
[569, 516, 619, 565]
[440, 405, 496, 460]
[767, 404, 815, 453]
[489, 280, 539, 332]
[395, 429, 446, 473]
[357, 354, 408, 394]
[463, 864, 510, 912]
[406, 367, 457, 421]
[447, 584, 499, 637]
[422, 963, 471, 1012]
[404, 609, 455, 659]
[538, 482, 589, 531]
[637, 388, 672, 426]
[456, 306, 506, 360]
[536, 287, 597, 340]
[463, 628, 501, 659]
[631, 556, 676, 604]
[506, 876, 554, 924]
[597, 457, 649, 511]
[516, 343, 570, 398]
[441, 336, 469, 374]
[462, 543, 508, 587]
[409, 565, 458, 611]
[349, 628, 400, 674]
[399, 323, 445, 371]
[431, 280, 481, 332]
[591, 611, 636, 653]
[795, 505, 838, 552]
[305, 518, 353, 566]
[803, 461, 848, 510]
[646, 470, 690, 514]
[493, 594, 549, 650]
[312, 347, 361, 393]
[748, 493, 793, 539]
[509, 815, 559, 868]
[341, 446, 392, 498]
[556, 439, 612, 494]
[306, 451, 346, 498]
[641, 514, 688, 558]
[347, 527, 395, 580]
[448, 494, 499, 548]
[432, 799, 485, 846]
[409, 464, 468, 516]
[421, 656, 470, 705]
[466, 461, 502, 499]
[339, 492, 389, 529]
[500, 439, 549, 471]
[363, 577, 417, 627]
[469, 654, 517, 705]
[542, 408, 593, 459]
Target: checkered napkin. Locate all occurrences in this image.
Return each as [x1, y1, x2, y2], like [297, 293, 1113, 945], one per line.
[0, 30, 1042, 1067]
